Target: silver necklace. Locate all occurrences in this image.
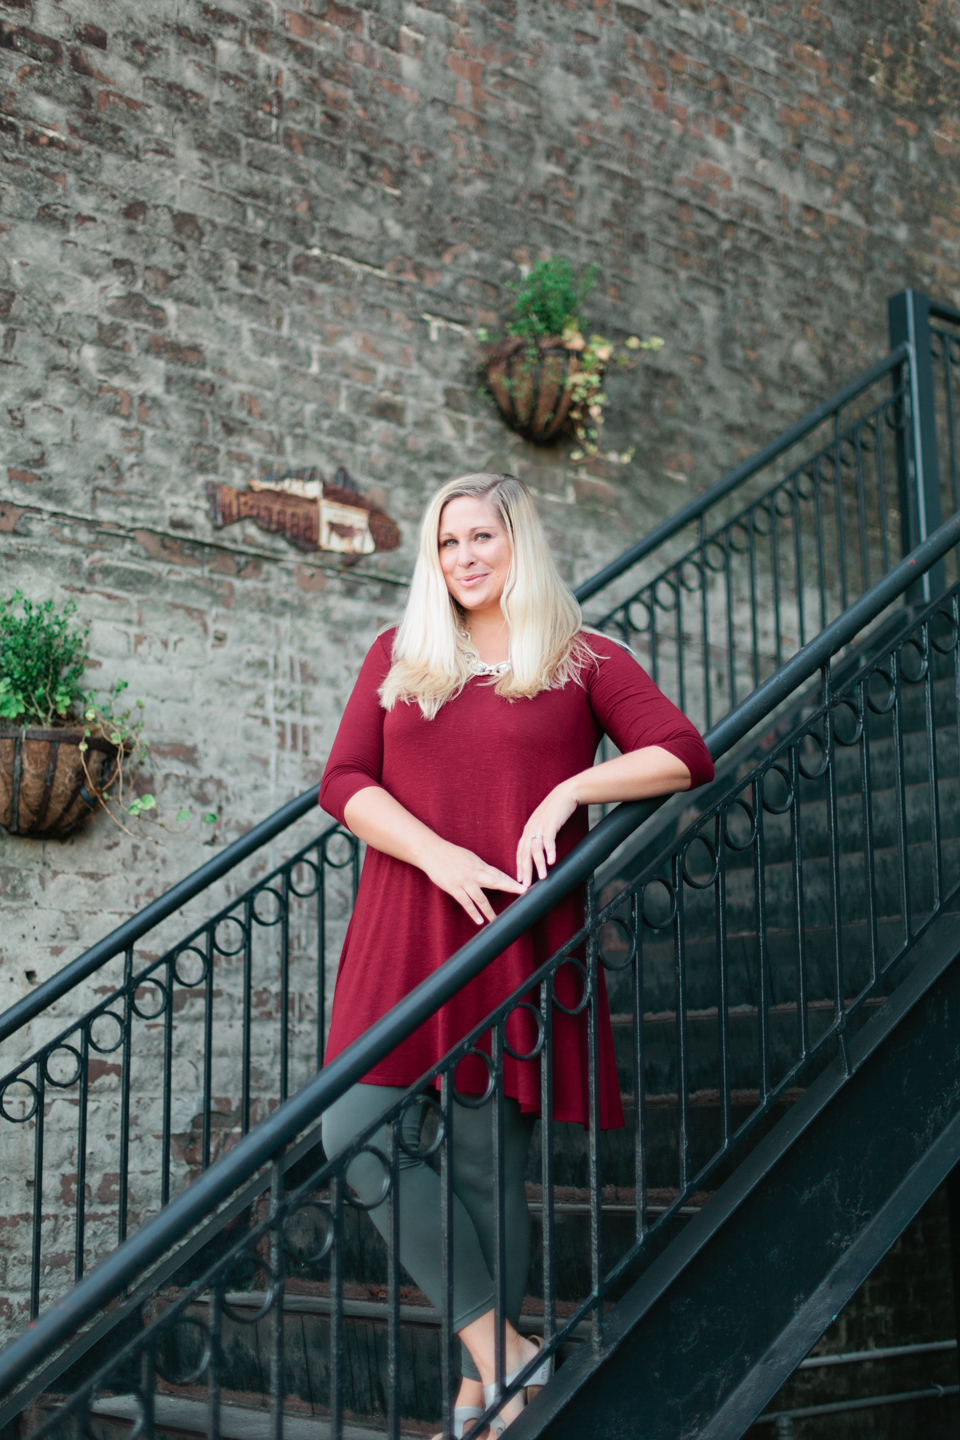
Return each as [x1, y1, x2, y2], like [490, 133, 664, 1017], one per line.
[471, 658, 511, 677]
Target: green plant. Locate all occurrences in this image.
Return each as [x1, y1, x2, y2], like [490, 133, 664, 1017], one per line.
[505, 257, 599, 341]
[478, 257, 665, 463]
[0, 591, 216, 835]
[0, 592, 89, 726]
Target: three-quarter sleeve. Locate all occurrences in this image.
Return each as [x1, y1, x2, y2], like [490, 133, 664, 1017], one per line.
[585, 636, 714, 789]
[319, 631, 395, 824]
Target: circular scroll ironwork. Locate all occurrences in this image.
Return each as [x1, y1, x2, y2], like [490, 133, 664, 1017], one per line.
[639, 878, 677, 931]
[681, 832, 719, 890]
[724, 796, 758, 849]
[550, 958, 591, 1017]
[173, 946, 207, 989]
[282, 1201, 335, 1266]
[131, 978, 167, 1021]
[452, 1047, 497, 1108]
[155, 1314, 212, 1387]
[504, 1003, 545, 1062]
[88, 1009, 125, 1055]
[398, 1092, 446, 1158]
[598, 915, 637, 972]
[43, 1043, 83, 1089]
[761, 763, 794, 815]
[0, 1076, 39, 1124]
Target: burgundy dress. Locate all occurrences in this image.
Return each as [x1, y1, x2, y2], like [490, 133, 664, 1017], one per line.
[319, 630, 713, 1128]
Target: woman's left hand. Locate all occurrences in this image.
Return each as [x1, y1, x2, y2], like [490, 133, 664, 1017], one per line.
[516, 782, 577, 889]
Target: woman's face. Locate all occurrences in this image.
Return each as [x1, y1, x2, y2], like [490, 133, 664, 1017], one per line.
[438, 495, 512, 617]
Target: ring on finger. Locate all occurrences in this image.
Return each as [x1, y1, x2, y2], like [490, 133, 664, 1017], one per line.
[531, 832, 543, 842]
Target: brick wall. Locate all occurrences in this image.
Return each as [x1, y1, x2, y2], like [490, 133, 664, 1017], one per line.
[0, 0, 959, 1325]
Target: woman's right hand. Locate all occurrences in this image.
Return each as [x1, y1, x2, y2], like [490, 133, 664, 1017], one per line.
[422, 839, 525, 926]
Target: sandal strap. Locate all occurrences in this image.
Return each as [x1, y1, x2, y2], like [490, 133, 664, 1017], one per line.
[453, 1407, 484, 1439]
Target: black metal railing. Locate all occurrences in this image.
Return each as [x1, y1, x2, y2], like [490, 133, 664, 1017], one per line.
[1, 289, 959, 1423]
[4, 508, 960, 1440]
[0, 811, 358, 1327]
[578, 293, 960, 738]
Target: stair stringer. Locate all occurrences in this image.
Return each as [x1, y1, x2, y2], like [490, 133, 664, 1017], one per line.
[512, 913, 960, 1440]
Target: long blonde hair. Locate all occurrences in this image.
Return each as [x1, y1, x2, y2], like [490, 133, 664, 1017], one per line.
[380, 473, 593, 719]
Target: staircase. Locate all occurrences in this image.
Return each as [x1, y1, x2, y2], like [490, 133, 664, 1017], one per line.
[1, 291, 960, 1440]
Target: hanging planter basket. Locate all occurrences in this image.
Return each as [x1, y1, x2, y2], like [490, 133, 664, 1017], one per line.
[481, 336, 593, 444]
[0, 726, 121, 839]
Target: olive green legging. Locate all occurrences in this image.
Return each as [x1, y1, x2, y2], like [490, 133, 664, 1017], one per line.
[323, 1084, 534, 1383]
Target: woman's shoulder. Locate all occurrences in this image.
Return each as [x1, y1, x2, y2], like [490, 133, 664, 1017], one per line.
[578, 629, 641, 671]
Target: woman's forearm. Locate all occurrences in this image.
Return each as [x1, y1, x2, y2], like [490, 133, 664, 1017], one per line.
[561, 745, 691, 807]
[343, 785, 444, 868]
[342, 784, 525, 922]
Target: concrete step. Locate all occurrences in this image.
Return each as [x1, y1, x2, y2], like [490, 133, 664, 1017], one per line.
[87, 1395, 396, 1440]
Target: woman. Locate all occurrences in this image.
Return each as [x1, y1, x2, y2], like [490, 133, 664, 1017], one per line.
[320, 473, 713, 1437]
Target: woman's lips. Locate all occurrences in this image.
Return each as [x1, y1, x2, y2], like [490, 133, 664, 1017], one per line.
[457, 572, 490, 586]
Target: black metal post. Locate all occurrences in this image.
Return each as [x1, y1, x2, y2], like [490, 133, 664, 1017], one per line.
[944, 1164, 960, 1395]
[889, 290, 946, 601]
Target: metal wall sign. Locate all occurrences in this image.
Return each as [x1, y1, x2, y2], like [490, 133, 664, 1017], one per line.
[206, 467, 400, 556]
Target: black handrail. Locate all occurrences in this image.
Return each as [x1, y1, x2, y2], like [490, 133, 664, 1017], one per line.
[572, 344, 909, 604]
[0, 784, 322, 1047]
[3, 502, 957, 1398]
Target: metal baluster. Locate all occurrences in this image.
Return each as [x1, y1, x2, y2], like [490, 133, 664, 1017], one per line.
[539, 975, 557, 1355]
[856, 426, 871, 596]
[585, 879, 603, 1353]
[700, 542, 713, 734]
[74, 1025, 89, 1282]
[386, 1115, 401, 1440]
[770, 499, 784, 673]
[875, 413, 892, 577]
[922, 621, 942, 919]
[161, 957, 174, 1206]
[675, 567, 686, 715]
[329, 1169, 345, 1439]
[833, 409, 850, 613]
[715, 812, 732, 1150]
[813, 461, 829, 633]
[269, 1163, 285, 1440]
[29, 1064, 44, 1319]
[747, 510, 761, 692]
[117, 945, 134, 1246]
[492, 1022, 506, 1400]
[673, 856, 690, 1195]
[208, 1285, 223, 1440]
[754, 775, 771, 1102]
[823, 667, 846, 1042]
[280, 872, 291, 1104]
[439, 1072, 455, 1440]
[724, 532, 737, 712]
[891, 660, 911, 956]
[140, 1341, 156, 1440]
[317, 843, 327, 1070]
[632, 891, 648, 1237]
[792, 475, 807, 650]
[943, 338, 960, 516]
[241, 898, 253, 1136]
[202, 927, 215, 1172]
[856, 680, 881, 992]
[649, 584, 660, 689]
[789, 747, 810, 1061]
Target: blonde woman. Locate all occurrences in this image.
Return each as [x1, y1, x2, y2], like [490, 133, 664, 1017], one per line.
[320, 474, 713, 1437]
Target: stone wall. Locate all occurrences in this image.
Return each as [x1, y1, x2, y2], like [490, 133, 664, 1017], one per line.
[1, 0, 960, 1325]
